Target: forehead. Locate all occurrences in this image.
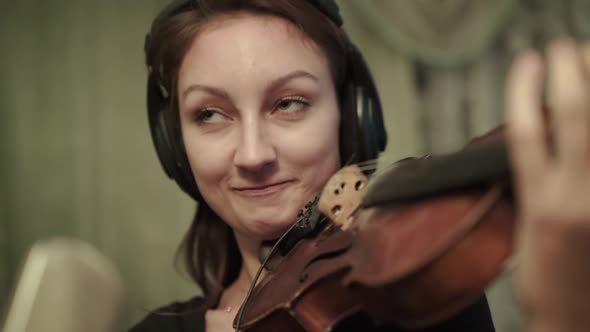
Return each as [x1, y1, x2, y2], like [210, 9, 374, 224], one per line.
[178, 13, 331, 88]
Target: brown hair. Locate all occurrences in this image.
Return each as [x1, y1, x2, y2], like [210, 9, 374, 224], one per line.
[145, 0, 363, 309]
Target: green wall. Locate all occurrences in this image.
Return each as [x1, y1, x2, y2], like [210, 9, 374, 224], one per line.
[1, 1, 197, 326]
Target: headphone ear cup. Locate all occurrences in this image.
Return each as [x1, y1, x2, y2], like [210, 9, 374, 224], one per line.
[349, 45, 388, 162]
[147, 74, 202, 201]
[357, 87, 381, 161]
[154, 112, 181, 179]
[147, 75, 181, 180]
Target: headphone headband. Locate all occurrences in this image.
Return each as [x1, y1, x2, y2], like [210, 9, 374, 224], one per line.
[304, 0, 343, 26]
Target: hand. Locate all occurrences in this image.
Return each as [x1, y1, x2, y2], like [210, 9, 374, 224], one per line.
[505, 37, 590, 331]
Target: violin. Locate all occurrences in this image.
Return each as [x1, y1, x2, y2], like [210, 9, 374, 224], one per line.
[233, 127, 515, 331]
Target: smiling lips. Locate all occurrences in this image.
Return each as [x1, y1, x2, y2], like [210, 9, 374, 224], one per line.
[233, 180, 294, 197]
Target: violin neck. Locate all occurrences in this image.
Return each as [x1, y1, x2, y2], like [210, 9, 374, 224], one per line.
[363, 140, 510, 208]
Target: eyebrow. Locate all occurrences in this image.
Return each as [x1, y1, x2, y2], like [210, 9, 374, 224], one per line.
[181, 70, 319, 102]
[182, 84, 229, 102]
[266, 70, 319, 94]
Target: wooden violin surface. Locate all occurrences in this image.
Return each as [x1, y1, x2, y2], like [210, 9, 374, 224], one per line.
[235, 130, 516, 331]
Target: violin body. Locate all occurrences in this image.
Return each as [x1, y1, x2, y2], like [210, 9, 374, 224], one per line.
[236, 130, 516, 331]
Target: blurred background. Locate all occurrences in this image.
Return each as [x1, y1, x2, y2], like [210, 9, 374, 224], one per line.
[1, 0, 589, 330]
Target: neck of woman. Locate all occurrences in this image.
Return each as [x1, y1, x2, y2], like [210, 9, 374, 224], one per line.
[217, 231, 266, 310]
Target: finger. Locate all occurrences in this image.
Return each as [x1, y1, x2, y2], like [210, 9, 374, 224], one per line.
[505, 49, 549, 196]
[582, 42, 590, 70]
[546, 37, 590, 167]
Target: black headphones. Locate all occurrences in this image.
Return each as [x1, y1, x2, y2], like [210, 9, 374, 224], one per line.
[145, 0, 387, 201]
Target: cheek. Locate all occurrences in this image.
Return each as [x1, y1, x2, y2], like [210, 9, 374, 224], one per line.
[276, 106, 341, 178]
[181, 129, 232, 191]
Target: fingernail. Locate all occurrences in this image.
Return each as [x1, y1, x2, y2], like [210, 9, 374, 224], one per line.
[548, 35, 577, 53]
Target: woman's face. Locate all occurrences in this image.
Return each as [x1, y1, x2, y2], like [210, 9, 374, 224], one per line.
[177, 14, 341, 240]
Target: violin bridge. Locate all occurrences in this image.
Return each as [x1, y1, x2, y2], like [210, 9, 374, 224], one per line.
[318, 165, 368, 230]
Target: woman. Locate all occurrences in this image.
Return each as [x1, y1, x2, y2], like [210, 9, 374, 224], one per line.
[133, 0, 590, 331]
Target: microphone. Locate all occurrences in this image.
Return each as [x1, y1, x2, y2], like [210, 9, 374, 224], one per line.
[2, 237, 126, 332]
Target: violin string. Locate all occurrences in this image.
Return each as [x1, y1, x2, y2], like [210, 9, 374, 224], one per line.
[356, 160, 379, 173]
[233, 212, 312, 331]
[366, 158, 398, 176]
[356, 156, 401, 178]
[355, 156, 400, 171]
[349, 156, 402, 173]
[355, 158, 379, 168]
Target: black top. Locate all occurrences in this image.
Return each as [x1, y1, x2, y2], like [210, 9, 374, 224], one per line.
[129, 295, 495, 331]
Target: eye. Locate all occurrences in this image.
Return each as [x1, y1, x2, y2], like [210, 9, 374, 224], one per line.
[194, 108, 227, 124]
[274, 97, 309, 115]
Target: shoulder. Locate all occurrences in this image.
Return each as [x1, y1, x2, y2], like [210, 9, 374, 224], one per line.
[128, 296, 208, 332]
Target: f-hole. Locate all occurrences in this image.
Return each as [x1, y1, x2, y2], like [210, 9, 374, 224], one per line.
[299, 246, 350, 283]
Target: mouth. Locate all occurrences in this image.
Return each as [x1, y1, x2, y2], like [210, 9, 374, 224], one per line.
[233, 180, 294, 197]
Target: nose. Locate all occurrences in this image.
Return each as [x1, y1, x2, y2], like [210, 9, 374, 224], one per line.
[233, 116, 277, 172]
